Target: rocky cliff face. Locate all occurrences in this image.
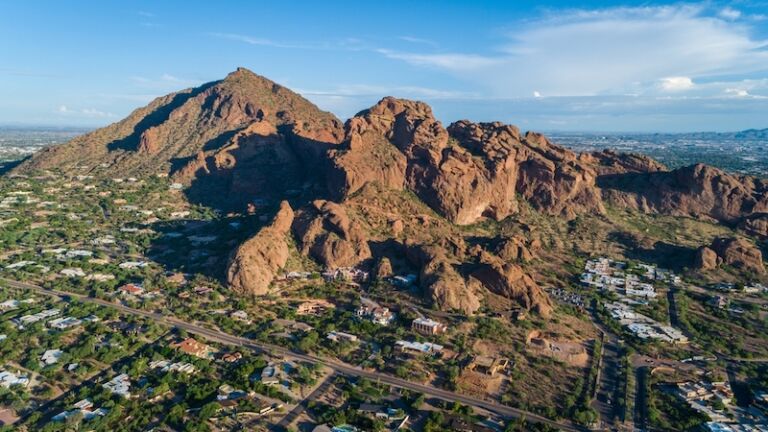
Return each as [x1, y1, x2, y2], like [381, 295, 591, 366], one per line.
[406, 241, 482, 315]
[328, 98, 606, 225]
[226, 201, 294, 295]
[600, 164, 768, 224]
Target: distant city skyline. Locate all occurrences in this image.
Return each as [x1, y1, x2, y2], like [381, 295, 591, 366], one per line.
[2, 0, 768, 132]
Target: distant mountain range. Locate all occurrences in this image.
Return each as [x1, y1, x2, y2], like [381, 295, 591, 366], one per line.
[643, 128, 768, 140]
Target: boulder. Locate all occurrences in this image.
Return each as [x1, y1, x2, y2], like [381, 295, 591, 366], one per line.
[694, 246, 720, 270]
[496, 235, 536, 263]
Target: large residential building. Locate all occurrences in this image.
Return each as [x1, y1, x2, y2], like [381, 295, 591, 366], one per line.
[411, 318, 447, 336]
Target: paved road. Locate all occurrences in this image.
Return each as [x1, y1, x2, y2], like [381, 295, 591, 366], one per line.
[592, 332, 620, 429]
[667, 284, 680, 327]
[588, 307, 622, 430]
[634, 367, 648, 432]
[1, 277, 584, 432]
[276, 372, 336, 430]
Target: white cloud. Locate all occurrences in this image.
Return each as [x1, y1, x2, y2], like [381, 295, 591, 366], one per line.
[726, 88, 750, 97]
[376, 49, 501, 72]
[208, 32, 365, 51]
[659, 76, 695, 91]
[299, 83, 477, 99]
[533, 91, 542, 98]
[399, 36, 438, 47]
[719, 7, 741, 20]
[377, 5, 768, 98]
[56, 105, 115, 118]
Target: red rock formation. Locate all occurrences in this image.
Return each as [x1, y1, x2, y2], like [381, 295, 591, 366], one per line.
[600, 164, 768, 223]
[374, 257, 394, 280]
[227, 201, 294, 295]
[469, 251, 553, 317]
[586, 149, 667, 176]
[709, 237, 765, 274]
[292, 200, 371, 269]
[740, 213, 768, 239]
[138, 127, 161, 154]
[16, 68, 343, 208]
[406, 242, 481, 315]
[695, 246, 720, 270]
[328, 99, 606, 225]
[496, 235, 536, 263]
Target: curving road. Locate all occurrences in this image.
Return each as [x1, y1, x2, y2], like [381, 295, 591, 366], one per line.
[1, 277, 583, 432]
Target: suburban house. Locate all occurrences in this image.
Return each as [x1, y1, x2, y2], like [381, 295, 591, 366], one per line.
[395, 340, 444, 356]
[41, 349, 63, 365]
[171, 338, 214, 359]
[356, 298, 394, 326]
[47, 316, 82, 330]
[0, 370, 29, 388]
[326, 331, 358, 343]
[118, 283, 145, 296]
[103, 373, 132, 398]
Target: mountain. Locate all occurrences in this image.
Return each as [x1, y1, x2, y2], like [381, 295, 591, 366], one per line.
[14, 68, 768, 316]
[17, 67, 344, 209]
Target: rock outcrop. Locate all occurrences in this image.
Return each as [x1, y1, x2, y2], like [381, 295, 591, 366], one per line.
[469, 251, 553, 317]
[373, 257, 393, 280]
[292, 200, 371, 269]
[406, 242, 481, 315]
[20, 68, 768, 314]
[695, 246, 720, 271]
[709, 237, 765, 274]
[226, 201, 294, 295]
[740, 213, 768, 239]
[495, 235, 538, 263]
[586, 149, 667, 176]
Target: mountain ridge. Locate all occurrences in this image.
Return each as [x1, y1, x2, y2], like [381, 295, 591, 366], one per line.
[13, 67, 768, 317]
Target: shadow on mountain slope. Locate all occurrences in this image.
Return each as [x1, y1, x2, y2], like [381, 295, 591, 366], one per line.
[179, 130, 337, 213]
[609, 231, 696, 270]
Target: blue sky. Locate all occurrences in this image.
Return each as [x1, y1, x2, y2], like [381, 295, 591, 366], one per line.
[1, 1, 768, 132]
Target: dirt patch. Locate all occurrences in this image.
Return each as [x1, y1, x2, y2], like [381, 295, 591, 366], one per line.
[457, 370, 505, 398]
[526, 330, 590, 368]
